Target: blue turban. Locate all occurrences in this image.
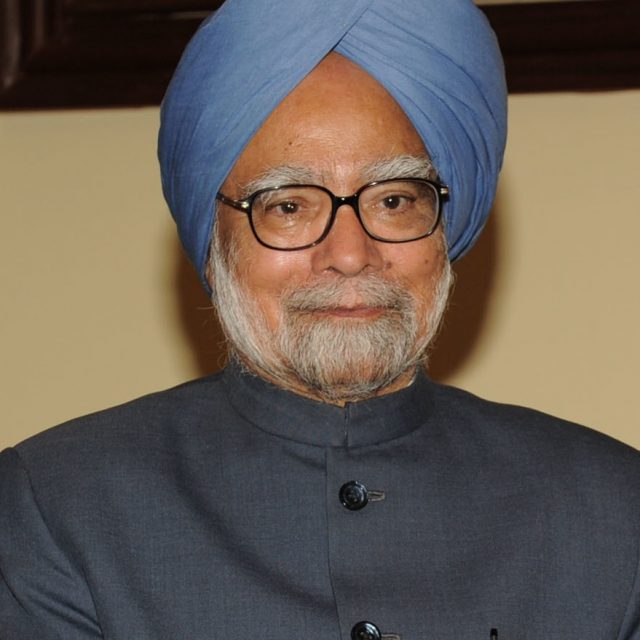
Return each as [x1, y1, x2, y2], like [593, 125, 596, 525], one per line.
[158, 0, 507, 288]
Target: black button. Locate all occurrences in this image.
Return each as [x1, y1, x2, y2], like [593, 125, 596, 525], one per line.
[339, 481, 368, 510]
[351, 621, 381, 640]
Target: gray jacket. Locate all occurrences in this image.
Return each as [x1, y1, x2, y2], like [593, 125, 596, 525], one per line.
[1, 365, 639, 639]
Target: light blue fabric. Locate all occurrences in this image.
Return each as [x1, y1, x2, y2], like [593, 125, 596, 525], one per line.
[158, 0, 507, 289]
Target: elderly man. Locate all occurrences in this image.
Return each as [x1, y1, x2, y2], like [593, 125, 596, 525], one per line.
[1, 0, 639, 639]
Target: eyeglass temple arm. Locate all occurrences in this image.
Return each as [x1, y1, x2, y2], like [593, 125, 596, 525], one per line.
[216, 192, 251, 213]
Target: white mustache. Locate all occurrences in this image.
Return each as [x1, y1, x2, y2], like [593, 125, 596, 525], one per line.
[282, 276, 414, 314]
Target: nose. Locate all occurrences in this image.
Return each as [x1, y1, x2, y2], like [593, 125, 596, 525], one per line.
[310, 203, 385, 277]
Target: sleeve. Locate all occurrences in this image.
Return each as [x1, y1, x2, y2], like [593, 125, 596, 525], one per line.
[0, 448, 103, 639]
[618, 539, 640, 640]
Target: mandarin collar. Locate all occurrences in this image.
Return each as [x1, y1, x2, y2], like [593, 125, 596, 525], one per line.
[222, 363, 434, 448]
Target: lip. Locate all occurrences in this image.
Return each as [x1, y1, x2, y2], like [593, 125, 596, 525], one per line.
[311, 306, 386, 319]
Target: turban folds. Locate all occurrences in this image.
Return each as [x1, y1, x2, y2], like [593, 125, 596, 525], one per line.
[158, 0, 507, 287]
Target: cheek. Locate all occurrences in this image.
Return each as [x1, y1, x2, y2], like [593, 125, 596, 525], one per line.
[386, 243, 447, 312]
[387, 243, 443, 285]
[238, 245, 313, 329]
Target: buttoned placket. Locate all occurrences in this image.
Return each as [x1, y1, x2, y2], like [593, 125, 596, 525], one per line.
[326, 441, 403, 640]
[222, 364, 434, 639]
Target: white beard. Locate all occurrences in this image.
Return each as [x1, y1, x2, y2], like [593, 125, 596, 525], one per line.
[209, 229, 452, 403]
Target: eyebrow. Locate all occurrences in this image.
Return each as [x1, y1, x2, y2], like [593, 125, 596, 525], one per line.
[361, 154, 435, 183]
[239, 165, 319, 198]
[238, 154, 435, 198]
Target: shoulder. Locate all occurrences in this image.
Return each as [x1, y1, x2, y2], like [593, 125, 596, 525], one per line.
[14, 370, 227, 456]
[1, 370, 240, 539]
[2, 371, 235, 500]
[428, 380, 640, 506]
[429, 380, 639, 463]
[432, 380, 638, 449]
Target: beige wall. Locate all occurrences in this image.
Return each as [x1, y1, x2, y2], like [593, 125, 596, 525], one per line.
[1, 90, 639, 450]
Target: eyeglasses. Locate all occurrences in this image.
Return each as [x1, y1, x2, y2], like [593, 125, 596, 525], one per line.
[216, 178, 449, 251]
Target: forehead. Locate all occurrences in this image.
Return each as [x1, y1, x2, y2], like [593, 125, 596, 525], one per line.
[222, 52, 427, 191]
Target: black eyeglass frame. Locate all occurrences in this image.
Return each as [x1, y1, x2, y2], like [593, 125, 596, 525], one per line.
[216, 178, 450, 251]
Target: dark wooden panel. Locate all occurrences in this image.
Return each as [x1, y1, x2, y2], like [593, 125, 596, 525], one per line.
[482, 0, 640, 92]
[0, 0, 216, 108]
[64, 0, 212, 12]
[1, 0, 639, 110]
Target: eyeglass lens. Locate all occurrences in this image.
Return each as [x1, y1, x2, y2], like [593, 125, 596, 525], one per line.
[250, 180, 440, 249]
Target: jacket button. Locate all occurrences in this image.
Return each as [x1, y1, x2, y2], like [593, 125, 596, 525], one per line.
[351, 621, 381, 640]
[339, 481, 369, 510]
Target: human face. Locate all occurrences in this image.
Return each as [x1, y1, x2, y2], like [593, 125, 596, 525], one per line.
[212, 52, 450, 403]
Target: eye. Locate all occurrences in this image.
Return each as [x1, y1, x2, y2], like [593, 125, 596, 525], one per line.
[376, 193, 416, 213]
[272, 200, 300, 215]
[259, 195, 306, 217]
[254, 187, 325, 224]
[381, 195, 411, 210]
